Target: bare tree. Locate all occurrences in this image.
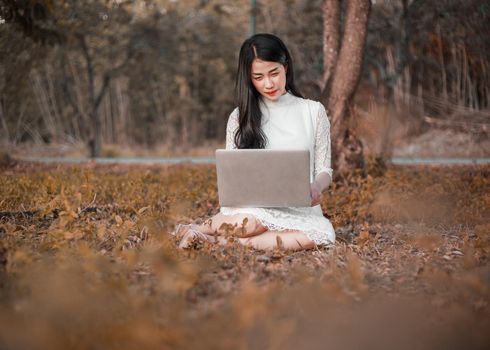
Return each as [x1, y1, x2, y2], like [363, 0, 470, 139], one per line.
[322, 0, 371, 176]
[76, 33, 133, 158]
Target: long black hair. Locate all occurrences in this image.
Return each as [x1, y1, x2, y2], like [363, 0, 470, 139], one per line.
[234, 33, 303, 149]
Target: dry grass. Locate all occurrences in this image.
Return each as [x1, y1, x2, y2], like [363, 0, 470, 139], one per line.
[0, 161, 489, 350]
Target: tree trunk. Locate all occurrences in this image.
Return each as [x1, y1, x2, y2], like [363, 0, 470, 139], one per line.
[322, 0, 371, 177]
[88, 110, 102, 158]
[79, 34, 112, 158]
[321, 0, 340, 93]
[79, 34, 99, 158]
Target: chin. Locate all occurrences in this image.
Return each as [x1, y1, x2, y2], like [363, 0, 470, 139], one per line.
[262, 91, 283, 101]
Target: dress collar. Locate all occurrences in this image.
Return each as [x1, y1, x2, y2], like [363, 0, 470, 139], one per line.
[260, 91, 296, 108]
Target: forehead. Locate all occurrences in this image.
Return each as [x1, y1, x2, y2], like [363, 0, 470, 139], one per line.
[251, 59, 283, 74]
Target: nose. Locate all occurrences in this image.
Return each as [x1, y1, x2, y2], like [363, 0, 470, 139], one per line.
[264, 76, 274, 89]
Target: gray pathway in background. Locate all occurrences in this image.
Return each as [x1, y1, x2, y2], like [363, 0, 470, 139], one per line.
[18, 156, 490, 166]
[390, 157, 490, 165]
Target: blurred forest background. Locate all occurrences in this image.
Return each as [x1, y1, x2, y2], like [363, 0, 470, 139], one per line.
[0, 0, 489, 157]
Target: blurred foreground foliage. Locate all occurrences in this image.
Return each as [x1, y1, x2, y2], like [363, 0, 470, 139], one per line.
[0, 162, 489, 349]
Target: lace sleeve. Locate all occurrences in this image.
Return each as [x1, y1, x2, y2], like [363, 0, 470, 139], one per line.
[225, 108, 239, 150]
[314, 103, 333, 179]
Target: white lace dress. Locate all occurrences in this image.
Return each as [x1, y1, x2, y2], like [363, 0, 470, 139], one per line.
[220, 92, 335, 245]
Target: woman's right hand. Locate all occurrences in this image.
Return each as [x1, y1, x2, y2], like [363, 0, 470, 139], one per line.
[310, 181, 322, 206]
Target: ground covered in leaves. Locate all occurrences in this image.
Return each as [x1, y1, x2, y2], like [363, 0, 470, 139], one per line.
[0, 161, 489, 350]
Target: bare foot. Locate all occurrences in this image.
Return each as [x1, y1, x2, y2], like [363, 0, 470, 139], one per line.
[177, 228, 208, 249]
[172, 224, 199, 240]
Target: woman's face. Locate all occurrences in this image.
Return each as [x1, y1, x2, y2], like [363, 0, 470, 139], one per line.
[250, 58, 287, 101]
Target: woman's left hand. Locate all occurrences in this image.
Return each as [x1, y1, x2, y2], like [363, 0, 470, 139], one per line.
[310, 181, 322, 206]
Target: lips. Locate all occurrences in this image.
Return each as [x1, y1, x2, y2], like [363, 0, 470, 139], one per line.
[265, 90, 277, 96]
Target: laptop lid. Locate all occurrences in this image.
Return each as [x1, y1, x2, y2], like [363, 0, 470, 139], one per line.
[215, 149, 311, 208]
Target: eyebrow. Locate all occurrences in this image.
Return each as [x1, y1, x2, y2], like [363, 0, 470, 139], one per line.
[252, 67, 279, 76]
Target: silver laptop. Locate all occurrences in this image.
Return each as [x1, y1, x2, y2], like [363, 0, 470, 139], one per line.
[215, 149, 311, 207]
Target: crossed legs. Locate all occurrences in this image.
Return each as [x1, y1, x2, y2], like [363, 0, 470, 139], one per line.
[177, 213, 315, 251]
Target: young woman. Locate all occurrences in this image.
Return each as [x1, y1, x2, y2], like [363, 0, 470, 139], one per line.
[174, 33, 335, 250]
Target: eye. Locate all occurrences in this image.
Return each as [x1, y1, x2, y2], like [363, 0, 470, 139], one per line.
[253, 76, 263, 81]
[271, 72, 279, 77]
